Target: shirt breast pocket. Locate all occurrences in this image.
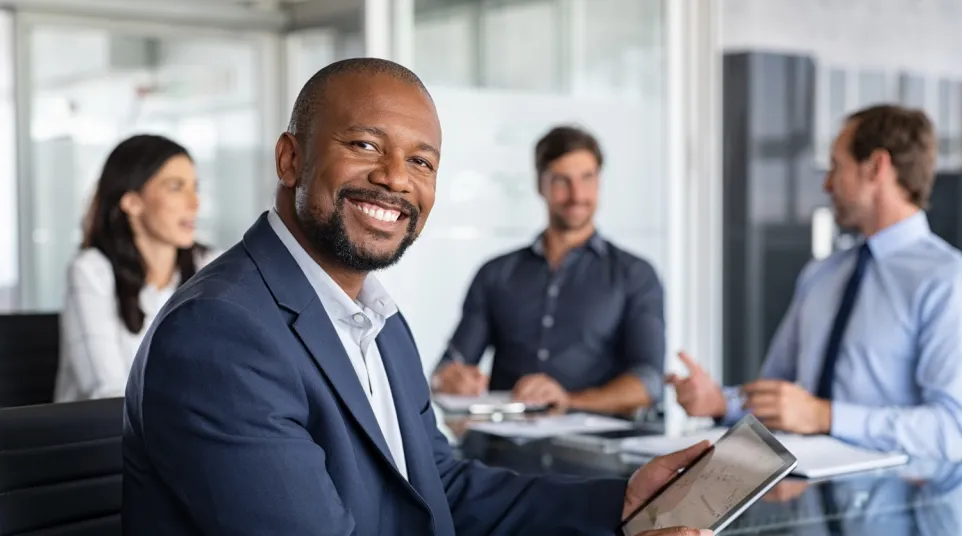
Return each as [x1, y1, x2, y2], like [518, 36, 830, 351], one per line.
[844, 296, 915, 363]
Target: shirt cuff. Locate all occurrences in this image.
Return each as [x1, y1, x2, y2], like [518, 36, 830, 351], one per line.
[719, 385, 746, 425]
[628, 363, 664, 405]
[830, 400, 870, 444]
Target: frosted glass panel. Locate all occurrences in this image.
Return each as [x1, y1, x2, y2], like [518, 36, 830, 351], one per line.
[22, 25, 266, 311]
[0, 12, 15, 311]
[393, 0, 668, 367]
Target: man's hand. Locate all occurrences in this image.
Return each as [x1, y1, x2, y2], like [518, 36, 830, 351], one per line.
[741, 380, 831, 434]
[432, 362, 488, 396]
[665, 352, 726, 419]
[629, 529, 712, 536]
[511, 373, 569, 412]
[624, 441, 714, 536]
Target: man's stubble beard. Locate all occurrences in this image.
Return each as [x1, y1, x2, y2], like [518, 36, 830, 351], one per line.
[293, 181, 419, 272]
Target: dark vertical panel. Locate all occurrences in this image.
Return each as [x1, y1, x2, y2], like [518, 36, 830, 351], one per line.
[722, 52, 820, 385]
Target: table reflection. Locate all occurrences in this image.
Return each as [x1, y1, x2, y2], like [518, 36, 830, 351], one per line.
[727, 460, 962, 535]
[444, 410, 962, 536]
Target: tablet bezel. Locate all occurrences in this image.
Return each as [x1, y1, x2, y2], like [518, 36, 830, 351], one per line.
[618, 414, 798, 535]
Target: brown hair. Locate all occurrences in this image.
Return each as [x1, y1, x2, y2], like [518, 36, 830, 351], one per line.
[534, 126, 603, 180]
[846, 104, 937, 208]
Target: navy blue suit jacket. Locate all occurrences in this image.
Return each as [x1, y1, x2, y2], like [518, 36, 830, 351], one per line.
[122, 213, 627, 535]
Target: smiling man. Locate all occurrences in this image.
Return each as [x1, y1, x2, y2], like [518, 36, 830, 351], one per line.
[432, 126, 665, 417]
[121, 59, 708, 536]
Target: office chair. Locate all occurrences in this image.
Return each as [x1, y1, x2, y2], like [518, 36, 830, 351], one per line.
[0, 398, 123, 535]
[0, 313, 60, 407]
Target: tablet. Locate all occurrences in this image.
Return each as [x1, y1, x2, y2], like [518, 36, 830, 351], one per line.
[619, 415, 797, 535]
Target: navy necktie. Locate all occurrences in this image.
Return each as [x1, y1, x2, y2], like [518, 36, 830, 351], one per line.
[816, 243, 872, 400]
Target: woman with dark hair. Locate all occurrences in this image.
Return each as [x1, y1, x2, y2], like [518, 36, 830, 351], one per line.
[54, 134, 218, 402]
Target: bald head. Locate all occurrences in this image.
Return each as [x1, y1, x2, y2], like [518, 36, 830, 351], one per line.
[274, 57, 440, 277]
[287, 58, 430, 141]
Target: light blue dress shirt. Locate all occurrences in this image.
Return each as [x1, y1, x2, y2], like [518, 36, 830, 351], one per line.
[722, 211, 962, 461]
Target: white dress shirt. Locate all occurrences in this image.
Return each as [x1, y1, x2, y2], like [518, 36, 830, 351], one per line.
[55, 247, 217, 402]
[267, 209, 408, 479]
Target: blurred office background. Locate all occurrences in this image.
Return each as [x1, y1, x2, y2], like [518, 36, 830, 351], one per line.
[0, 0, 960, 423]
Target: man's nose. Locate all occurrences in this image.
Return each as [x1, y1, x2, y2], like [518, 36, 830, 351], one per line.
[369, 151, 412, 193]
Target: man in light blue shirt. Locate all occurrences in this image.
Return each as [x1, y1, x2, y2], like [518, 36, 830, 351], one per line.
[669, 104, 962, 461]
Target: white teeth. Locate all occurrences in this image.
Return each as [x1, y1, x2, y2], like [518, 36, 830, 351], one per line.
[353, 202, 400, 223]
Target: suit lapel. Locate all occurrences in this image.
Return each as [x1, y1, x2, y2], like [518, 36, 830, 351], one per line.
[291, 304, 399, 471]
[242, 213, 398, 473]
[377, 320, 444, 509]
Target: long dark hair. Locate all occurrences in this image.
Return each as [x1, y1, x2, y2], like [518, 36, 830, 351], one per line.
[82, 134, 207, 333]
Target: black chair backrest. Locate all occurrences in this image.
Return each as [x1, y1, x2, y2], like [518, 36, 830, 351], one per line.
[0, 314, 60, 408]
[0, 398, 123, 535]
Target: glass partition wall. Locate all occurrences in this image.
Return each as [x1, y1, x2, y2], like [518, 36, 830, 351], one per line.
[5, 0, 721, 432]
[13, 11, 280, 311]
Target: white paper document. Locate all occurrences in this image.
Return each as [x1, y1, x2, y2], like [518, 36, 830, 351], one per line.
[621, 428, 909, 479]
[468, 413, 634, 440]
[433, 392, 516, 412]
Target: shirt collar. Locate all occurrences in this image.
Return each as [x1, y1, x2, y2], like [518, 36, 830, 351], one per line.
[864, 210, 931, 259]
[531, 230, 607, 257]
[266, 208, 398, 322]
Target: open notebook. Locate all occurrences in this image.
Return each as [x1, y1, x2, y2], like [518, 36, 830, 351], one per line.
[621, 428, 909, 479]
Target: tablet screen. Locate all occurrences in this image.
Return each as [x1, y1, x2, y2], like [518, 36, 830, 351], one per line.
[620, 416, 797, 535]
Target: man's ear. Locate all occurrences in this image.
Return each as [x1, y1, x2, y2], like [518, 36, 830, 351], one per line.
[275, 132, 301, 189]
[867, 148, 893, 184]
[119, 191, 142, 217]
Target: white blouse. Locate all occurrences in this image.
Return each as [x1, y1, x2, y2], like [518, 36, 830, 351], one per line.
[54, 247, 218, 402]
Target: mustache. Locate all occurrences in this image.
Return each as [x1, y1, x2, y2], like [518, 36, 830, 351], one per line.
[337, 187, 419, 220]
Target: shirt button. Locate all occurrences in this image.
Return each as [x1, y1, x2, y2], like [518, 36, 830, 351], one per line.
[547, 285, 559, 297]
[537, 349, 550, 361]
[542, 315, 554, 328]
[352, 313, 365, 323]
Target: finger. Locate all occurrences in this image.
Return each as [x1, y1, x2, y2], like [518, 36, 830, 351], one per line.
[677, 351, 705, 376]
[444, 367, 471, 394]
[742, 393, 779, 411]
[748, 404, 781, 419]
[524, 382, 553, 403]
[537, 384, 559, 403]
[759, 416, 783, 431]
[644, 527, 712, 536]
[468, 370, 488, 394]
[467, 365, 485, 380]
[676, 391, 696, 407]
[665, 373, 681, 385]
[655, 440, 712, 472]
[675, 383, 696, 404]
[455, 367, 483, 393]
[468, 376, 485, 396]
[741, 380, 786, 395]
[512, 377, 540, 400]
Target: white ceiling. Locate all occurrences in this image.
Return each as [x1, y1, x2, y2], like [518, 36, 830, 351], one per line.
[0, 0, 363, 30]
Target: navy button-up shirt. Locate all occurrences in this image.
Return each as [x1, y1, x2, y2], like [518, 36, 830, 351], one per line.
[439, 233, 666, 402]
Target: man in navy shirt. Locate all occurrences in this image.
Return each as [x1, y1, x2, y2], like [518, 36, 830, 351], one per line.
[432, 126, 665, 416]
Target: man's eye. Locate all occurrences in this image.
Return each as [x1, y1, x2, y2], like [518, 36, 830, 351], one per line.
[352, 141, 376, 151]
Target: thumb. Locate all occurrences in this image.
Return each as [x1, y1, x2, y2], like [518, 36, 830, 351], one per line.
[677, 351, 704, 376]
[656, 440, 711, 472]
[664, 528, 713, 536]
[639, 528, 712, 536]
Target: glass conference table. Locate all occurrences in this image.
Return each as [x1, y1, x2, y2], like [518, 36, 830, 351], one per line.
[443, 414, 962, 536]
